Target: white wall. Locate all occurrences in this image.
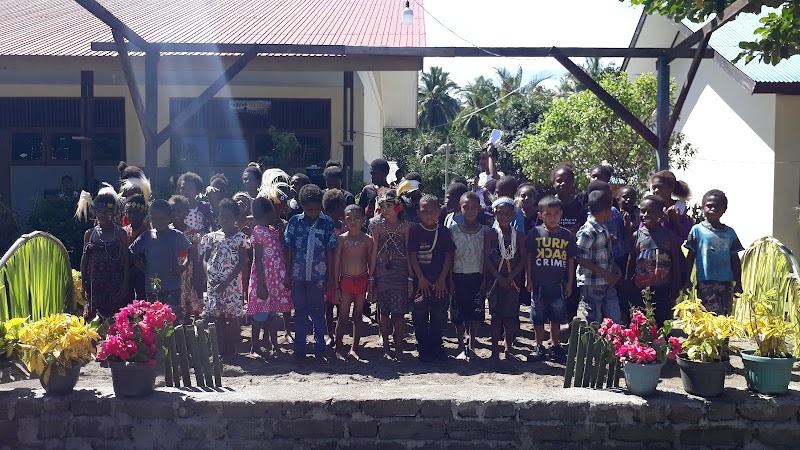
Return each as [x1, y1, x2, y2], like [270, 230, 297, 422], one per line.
[358, 71, 385, 182]
[774, 95, 800, 252]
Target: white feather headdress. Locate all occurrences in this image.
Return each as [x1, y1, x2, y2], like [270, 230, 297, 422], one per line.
[259, 168, 291, 205]
[74, 183, 118, 222]
[120, 175, 151, 202]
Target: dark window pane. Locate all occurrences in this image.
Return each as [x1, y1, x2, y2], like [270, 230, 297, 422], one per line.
[174, 136, 210, 163]
[12, 133, 43, 160]
[51, 133, 82, 161]
[215, 137, 249, 164]
[94, 133, 123, 161]
[94, 98, 125, 128]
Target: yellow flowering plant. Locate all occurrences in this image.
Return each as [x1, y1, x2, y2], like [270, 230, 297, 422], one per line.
[0, 318, 26, 364]
[673, 298, 743, 362]
[737, 289, 795, 358]
[17, 314, 100, 383]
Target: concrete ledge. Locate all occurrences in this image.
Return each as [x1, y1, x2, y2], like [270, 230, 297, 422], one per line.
[2, 385, 799, 449]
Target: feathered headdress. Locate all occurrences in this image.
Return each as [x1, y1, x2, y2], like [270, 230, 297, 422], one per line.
[120, 175, 151, 202]
[258, 168, 290, 206]
[75, 183, 118, 222]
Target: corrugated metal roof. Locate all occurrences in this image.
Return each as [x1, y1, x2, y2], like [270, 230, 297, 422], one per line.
[0, 0, 426, 57]
[682, 8, 800, 83]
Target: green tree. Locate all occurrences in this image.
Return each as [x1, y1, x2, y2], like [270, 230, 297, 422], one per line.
[457, 75, 499, 139]
[558, 57, 620, 96]
[624, 0, 797, 65]
[514, 72, 696, 192]
[418, 66, 461, 132]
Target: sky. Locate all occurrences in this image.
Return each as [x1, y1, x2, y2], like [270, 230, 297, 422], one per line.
[420, 0, 644, 89]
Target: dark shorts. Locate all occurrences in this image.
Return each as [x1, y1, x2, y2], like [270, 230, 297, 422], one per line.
[488, 286, 519, 321]
[530, 284, 567, 325]
[146, 289, 183, 321]
[450, 273, 485, 325]
[696, 281, 734, 315]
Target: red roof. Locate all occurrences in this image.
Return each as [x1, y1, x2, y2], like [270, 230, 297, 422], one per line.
[0, 0, 426, 56]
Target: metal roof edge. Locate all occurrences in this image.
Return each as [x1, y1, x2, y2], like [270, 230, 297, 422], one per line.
[621, 11, 648, 71]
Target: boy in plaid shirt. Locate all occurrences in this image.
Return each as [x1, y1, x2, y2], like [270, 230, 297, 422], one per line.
[576, 191, 622, 323]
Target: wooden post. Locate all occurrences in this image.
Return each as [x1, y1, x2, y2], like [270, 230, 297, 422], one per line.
[166, 332, 181, 388]
[581, 332, 596, 388]
[163, 335, 174, 387]
[606, 356, 617, 388]
[563, 318, 581, 388]
[195, 320, 214, 387]
[208, 323, 222, 387]
[573, 323, 588, 387]
[595, 347, 608, 389]
[144, 51, 159, 188]
[655, 55, 671, 171]
[174, 326, 192, 387]
[79, 71, 95, 190]
[184, 324, 205, 387]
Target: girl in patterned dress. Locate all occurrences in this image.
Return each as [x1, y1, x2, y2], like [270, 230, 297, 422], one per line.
[247, 198, 293, 356]
[200, 199, 250, 356]
[169, 195, 203, 323]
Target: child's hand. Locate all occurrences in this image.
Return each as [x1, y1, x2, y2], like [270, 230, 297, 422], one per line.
[367, 279, 374, 299]
[603, 271, 620, 286]
[407, 279, 414, 299]
[283, 276, 292, 289]
[433, 278, 448, 298]
[417, 278, 432, 298]
[333, 289, 342, 305]
[257, 282, 269, 300]
[564, 284, 573, 298]
[526, 276, 533, 293]
[734, 282, 743, 295]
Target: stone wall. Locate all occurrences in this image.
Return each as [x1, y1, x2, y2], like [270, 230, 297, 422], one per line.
[2, 385, 799, 449]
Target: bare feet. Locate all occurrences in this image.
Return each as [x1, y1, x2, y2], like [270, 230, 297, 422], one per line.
[349, 349, 362, 361]
[383, 351, 397, 361]
[335, 351, 347, 362]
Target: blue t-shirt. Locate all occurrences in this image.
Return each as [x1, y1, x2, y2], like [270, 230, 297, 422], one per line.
[130, 228, 192, 293]
[684, 222, 744, 282]
[283, 213, 338, 284]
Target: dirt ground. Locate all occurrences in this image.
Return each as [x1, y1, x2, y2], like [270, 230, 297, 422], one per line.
[5, 304, 796, 394]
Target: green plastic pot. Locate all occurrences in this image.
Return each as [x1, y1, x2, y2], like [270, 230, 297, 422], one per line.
[740, 350, 795, 395]
[623, 361, 665, 396]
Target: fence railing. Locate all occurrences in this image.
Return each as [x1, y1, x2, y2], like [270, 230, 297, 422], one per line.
[0, 231, 72, 321]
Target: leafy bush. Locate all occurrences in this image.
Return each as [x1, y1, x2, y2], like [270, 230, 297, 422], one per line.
[27, 197, 90, 269]
[0, 197, 21, 256]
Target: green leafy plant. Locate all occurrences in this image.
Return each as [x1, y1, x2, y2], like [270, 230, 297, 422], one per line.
[27, 196, 90, 269]
[514, 72, 696, 192]
[17, 313, 100, 383]
[673, 298, 743, 361]
[0, 196, 21, 256]
[737, 289, 794, 358]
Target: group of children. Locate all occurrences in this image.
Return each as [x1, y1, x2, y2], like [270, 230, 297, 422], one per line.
[76, 155, 744, 363]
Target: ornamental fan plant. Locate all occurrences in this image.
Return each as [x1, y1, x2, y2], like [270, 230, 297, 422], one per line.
[97, 300, 176, 364]
[596, 295, 681, 364]
[738, 289, 795, 358]
[16, 314, 100, 383]
[672, 298, 743, 362]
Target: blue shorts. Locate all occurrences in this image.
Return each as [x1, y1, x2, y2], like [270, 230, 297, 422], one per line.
[530, 284, 567, 325]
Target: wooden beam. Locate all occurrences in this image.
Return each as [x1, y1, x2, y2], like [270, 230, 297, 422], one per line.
[552, 51, 659, 149]
[667, 0, 754, 62]
[144, 52, 159, 185]
[112, 30, 153, 148]
[156, 45, 259, 147]
[74, 0, 152, 51]
[667, 33, 711, 138]
[89, 42, 714, 59]
[79, 71, 94, 190]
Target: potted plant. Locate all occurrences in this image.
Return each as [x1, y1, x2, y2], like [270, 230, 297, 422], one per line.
[0, 318, 27, 382]
[16, 314, 100, 394]
[672, 298, 742, 397]
[596, 300, 681, 396]
[737, 289, 796, 394]
[97, 300, 176, 397]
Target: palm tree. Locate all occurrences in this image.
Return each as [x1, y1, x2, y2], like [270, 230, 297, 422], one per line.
[558, 57, 620, 96]
[495, 66, 524, 99]
[457, 75, 499, 139]
[418, 66, 461, 131]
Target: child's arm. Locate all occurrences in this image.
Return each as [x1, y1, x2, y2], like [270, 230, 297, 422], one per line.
[509, 231, 527, 280]
[366, 234, 375, 298]
[408, 251, 430, 296]
[526, 252, 533, 293]
[565, 258, 575, 297]
[434, 252, 453, 298]
[369, 229, 379, 300]
[283, 221, 294, 289]
[254, 243, 268, 299]
[404, 225, 414, 296]
[117, 231, 130, 301]
[684, 236, 697, 292]
[80, 229, 91, 299]
[625, 231, 637, 280]
[333, 235, 344, 303]
[732, 252, 743, 295]
[669, 238, 682, 299]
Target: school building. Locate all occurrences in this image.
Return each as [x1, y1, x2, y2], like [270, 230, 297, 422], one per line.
[0, 0, 424, 212]
[625, 7, 800, 252]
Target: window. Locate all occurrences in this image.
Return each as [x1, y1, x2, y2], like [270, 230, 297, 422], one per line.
[12, 133, 43, 161]
[93, 133, 123, 162]
[215, 137, 249, 164]
[51, 133, 82, 161]
[174, 136, 210, 163]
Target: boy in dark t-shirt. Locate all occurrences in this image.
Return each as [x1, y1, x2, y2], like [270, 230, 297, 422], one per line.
[526, 196, 577, 362]
[409, 195, 456, 362]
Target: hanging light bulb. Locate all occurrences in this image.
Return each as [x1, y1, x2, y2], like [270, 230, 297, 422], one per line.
[402, 1, 413, 25]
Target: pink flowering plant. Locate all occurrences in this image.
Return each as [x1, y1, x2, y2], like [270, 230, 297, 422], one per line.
[97, 300, 176, 364]
[596, 299, 681, 365]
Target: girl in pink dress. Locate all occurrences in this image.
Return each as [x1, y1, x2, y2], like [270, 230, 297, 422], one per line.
[247, 197, 293, 356]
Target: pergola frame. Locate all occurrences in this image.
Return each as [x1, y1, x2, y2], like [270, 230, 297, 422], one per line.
[73, 0, 756, 188]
